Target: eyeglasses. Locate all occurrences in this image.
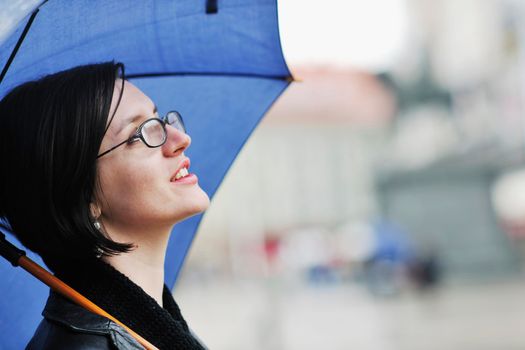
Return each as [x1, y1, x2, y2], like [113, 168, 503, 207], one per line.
[97, 111, 185, 158]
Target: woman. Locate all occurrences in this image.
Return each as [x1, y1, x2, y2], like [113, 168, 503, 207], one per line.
[0, 62, 210, 349]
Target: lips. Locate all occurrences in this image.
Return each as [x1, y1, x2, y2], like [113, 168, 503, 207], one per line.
[170, 158, 191, 182]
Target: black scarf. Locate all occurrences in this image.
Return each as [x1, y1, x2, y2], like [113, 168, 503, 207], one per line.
[54, 257, 205, 350]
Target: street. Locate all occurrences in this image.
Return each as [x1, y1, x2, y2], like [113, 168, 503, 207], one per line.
[176, 278, 525, 350]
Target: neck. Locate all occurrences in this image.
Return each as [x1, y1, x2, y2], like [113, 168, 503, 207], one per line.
[101, 225, 171, 306]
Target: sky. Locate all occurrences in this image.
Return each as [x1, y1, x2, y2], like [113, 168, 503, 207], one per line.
[278, 0, 410, 71]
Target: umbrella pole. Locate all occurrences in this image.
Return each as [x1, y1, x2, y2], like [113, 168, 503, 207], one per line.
[0, 234, 158, 350]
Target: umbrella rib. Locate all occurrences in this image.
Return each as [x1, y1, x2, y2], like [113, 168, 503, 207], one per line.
[127, 71, 293, 81]
[0, 4, 44, 85]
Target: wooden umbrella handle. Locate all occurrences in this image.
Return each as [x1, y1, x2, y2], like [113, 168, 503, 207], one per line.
[17, 255, 159, 350]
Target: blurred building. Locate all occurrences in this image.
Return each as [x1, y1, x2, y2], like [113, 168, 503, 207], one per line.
[375, 0, 525, 278]
[190, 67, 395, 280]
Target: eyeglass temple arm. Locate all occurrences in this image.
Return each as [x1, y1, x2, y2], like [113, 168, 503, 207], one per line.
[97, 138, 131, 158]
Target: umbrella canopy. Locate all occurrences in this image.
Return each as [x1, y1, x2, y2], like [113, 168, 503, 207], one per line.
[0, 0, 291, 347]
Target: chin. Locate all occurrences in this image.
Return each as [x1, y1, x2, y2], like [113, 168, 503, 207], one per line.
[177, 187, 210, 220]
[191, 190, 211, 214]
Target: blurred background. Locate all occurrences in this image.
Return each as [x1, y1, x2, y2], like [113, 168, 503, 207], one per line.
[173, 0, 525, 349]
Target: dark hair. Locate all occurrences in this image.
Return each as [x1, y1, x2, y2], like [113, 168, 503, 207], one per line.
[0, 62, 133, 269]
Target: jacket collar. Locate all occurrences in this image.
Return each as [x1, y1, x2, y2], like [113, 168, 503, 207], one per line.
[42, 290, 143, 349]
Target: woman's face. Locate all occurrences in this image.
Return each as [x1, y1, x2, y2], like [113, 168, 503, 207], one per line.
[95, 81, 210, 235]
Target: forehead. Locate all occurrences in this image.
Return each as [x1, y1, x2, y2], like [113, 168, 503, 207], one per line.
[107, 80, 155, 135]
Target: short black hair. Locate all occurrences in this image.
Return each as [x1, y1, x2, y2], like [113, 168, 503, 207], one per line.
[0, 62, 133, 270]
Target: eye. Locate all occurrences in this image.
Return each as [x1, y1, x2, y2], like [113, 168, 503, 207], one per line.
[126, 133, 141, 145]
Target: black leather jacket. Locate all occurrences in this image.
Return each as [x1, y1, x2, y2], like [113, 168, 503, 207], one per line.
[26, 292, 145, 349]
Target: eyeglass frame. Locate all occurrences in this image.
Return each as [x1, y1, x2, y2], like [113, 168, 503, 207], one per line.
[97, 110, 185, 158]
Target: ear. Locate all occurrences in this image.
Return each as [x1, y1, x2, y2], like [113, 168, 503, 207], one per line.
[90, 202, 102, 219]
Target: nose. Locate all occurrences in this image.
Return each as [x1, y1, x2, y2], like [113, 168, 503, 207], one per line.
[162, 124, 191, 157]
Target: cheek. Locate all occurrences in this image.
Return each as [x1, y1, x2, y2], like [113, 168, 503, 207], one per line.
[97, 160, 156, 213]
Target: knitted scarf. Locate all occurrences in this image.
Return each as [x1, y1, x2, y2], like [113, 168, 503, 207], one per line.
[54, 257, 205, 350]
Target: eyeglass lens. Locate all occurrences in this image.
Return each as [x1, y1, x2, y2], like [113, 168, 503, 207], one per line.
[142, 119, 166, 146]
[141, 111, 185, 147]
[166, 111, 185, 133]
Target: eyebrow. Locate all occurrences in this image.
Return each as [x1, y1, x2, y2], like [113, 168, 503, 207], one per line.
[117, 104, 158, 135]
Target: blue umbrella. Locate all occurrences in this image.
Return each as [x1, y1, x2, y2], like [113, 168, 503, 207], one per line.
[0, 0, 291, 347]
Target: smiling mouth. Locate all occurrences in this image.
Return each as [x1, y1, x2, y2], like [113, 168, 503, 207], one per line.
[172, 167, 189, 181]
[171, 158, 192, 182]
